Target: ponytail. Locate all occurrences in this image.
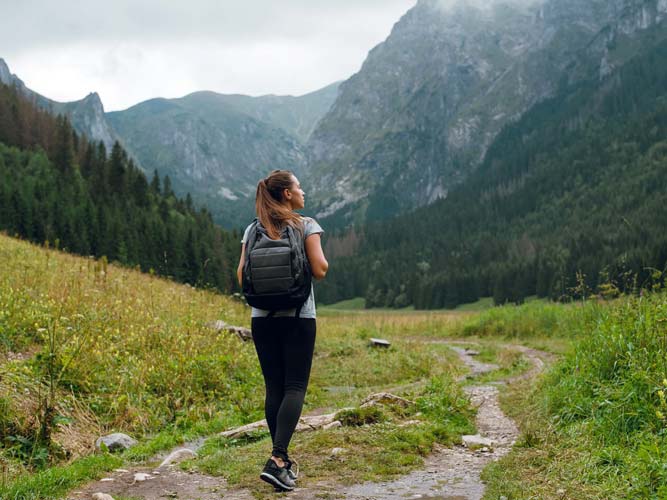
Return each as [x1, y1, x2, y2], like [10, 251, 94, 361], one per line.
[255, 170, 303, 239]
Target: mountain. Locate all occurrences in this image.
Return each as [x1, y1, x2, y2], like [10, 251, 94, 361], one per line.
[0, 58, 117, 152]
[306, 0, 667, 226]
[107, 84, 339, 228]
[0, 57, 339, 228]
[198, 82, 340, 143]
[317, 11, 667, 309]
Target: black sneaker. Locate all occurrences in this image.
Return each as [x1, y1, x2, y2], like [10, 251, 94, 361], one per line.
[285, 458, 299, 481]
[260, 458, 295, 491]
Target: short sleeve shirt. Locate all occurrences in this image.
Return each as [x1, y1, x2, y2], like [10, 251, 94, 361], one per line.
[241, 217, 324, 318]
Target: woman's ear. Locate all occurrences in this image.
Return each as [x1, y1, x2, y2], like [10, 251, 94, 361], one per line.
[284, 188, 292, 200]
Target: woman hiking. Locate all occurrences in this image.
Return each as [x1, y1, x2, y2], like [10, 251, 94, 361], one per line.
[237, 169, 328, 492]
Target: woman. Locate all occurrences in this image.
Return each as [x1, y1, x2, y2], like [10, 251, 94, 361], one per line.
[236, 169, 328, 492]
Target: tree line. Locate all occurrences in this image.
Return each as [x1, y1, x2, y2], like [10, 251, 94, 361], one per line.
[0, 82, 240, 292]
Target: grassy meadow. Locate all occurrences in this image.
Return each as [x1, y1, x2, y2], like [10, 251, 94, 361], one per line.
[0, 233, 478, 498]
[1, 232, 666, 499]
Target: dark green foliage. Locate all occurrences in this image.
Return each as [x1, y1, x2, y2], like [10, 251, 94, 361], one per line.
[319, 36, 667, 309]
[0, 82, 239, 293]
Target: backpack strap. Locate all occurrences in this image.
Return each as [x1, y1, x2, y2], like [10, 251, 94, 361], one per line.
[266, 306, 301, 318]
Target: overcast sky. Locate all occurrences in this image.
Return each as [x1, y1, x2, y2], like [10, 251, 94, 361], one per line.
[0, 0, 416, 111]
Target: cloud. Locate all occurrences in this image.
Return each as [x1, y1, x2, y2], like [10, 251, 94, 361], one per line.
[1, 0, 416, 110]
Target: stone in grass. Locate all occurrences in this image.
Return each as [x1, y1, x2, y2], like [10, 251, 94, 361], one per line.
[159, 448, 198, 467]
[330, 447, 348, 458]
[92, 494, 115, 500]
[462, 434, 494, 449]
[369, 338, 391, 348]
[322, 420, 342, 430]
[95, 433, 137, 453]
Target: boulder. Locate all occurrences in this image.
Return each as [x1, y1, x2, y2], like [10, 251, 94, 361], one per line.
[92, 494, 114, 500]
[95, 433, 137, 452]
[369, 338, 391, 348]
[159, 448, 198, 467]
[462, 434, 494, 448]
[322, 420, 342, 430]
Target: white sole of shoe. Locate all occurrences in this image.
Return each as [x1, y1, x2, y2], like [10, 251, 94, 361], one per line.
[260, 472, 294, 491]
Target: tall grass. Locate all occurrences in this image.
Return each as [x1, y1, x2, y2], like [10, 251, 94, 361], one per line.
[482, 293, 667, 499]
[459, 300, 581, 339]
[0, 233, 256, 484]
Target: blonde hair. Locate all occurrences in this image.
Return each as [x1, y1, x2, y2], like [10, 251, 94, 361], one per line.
[255, 170, 303, 239]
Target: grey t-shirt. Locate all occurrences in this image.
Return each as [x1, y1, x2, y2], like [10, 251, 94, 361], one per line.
[241, 217, 324, 318]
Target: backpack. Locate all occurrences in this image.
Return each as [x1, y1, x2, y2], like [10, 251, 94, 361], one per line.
[242, 219, 312, 315]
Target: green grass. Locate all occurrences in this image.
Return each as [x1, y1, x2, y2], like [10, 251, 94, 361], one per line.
[453, 296, 495, 312]
[0, 454, 123, 500]
[481, 293, 667, 499]
[458, 299, 583, 340]
[320, 296, 366, 310]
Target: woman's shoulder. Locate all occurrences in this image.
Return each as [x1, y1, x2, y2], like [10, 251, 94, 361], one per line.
[300, 216, 324, 237]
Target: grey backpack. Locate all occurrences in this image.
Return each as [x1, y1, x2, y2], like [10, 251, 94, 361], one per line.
[242, 219, 312, 315]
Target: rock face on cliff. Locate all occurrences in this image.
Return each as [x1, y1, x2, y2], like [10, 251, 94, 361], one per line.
[52, 93, 117, 153]
[306, 0, 667, 225]
[0, 58, 117, 152]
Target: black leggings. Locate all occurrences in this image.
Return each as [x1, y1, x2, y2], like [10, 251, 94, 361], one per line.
[251, 317, 316, 461]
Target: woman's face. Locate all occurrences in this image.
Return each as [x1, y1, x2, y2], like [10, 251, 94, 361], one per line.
[285, 175, 305, 210]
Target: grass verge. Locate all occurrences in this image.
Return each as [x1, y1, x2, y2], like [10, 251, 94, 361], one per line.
[481, 293, 667, 499]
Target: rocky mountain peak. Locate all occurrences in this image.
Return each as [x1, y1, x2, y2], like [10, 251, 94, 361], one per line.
[0, 58, 11, 84]
[81, 92, 105, 112]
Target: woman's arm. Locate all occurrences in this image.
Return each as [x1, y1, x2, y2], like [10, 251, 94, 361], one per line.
[237, 244, 245, 287]
[305, 233, 328, 280]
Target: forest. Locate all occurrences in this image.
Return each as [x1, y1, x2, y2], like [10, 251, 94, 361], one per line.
[0, 82, 240, 292]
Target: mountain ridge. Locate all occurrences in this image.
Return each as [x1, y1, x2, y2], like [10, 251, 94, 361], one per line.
[306, 0, 667, 226]
[0, 58, 118, 152]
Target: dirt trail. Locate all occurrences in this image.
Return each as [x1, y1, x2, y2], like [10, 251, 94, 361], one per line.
[70, 344, 551, 500]
[308, 346, 549, 500]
